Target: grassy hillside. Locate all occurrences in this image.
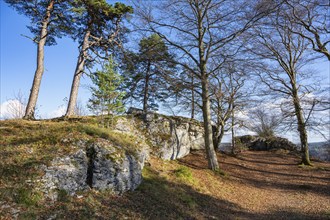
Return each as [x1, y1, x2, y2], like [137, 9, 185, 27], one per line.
[0, 119, 329, 219]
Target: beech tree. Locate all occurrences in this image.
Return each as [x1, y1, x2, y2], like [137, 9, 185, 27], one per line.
[65, 1, 133, 117]
[248, 7, 318, 165]
[284, 0, 330, 60]
[248, 108, 283, 138]
[2, 90, 27, 119]
[210, 63, 245, 151]
[134, 0, 277, 170]
[5, 0, 73, 120]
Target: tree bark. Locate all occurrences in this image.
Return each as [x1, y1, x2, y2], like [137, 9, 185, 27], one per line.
[197, 5, 219, 171]
[201, 73, 220, 171]
[231, 105, 235, 155]
[23, 0, 54, 120]
[191, 73, 195, 120]
[214, 124, 225, 151]
[143, 62, 151, 113]
[292, 86, 311, 165]
[65, 30, 91, 117]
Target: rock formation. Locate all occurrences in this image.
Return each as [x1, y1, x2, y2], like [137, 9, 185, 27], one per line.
[235, 135, 297, 151]
[128, 109, 205, 160]
[40, 109, 205, 199]
[40, 138, 147, 200]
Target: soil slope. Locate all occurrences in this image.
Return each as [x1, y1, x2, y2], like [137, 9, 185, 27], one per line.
[179, 150, 330, 219]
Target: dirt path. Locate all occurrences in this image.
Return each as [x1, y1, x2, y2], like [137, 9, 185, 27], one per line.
[179, 150, 330, 219]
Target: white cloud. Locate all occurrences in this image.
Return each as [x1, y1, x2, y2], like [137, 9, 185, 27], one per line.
[0, 100, 25, 119]
[42, 106, 66, 119]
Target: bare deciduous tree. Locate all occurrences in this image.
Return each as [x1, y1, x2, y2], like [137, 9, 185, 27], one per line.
[247, 6, 321, 165]
[247, 108, 283, 137]
[284, 0, 330, 60]
[2, 90, 27, 119]
[210, 62, 245, 151]
[134, 0, 277, 170]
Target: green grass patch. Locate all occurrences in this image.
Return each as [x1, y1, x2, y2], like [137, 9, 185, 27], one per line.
[178, 190, 197, 208]
[174, 166, 193, 182]
[298, 163, 314, 169]
[13, 187, 42, 207]
[214, 168, 228, 177]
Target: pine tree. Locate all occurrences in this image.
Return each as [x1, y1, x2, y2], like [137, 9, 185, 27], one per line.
[65, 1, 133, 117]
[123, 34, 176, 113]
[5, 0, 73, 119]
[88, 58, 125, 127]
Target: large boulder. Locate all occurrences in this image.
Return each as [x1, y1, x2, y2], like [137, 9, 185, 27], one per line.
[235, 135, 297, 151]
[40, 138, 148, 200]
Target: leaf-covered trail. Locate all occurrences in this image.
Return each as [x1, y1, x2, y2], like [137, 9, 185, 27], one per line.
[179, 150, 330, 219]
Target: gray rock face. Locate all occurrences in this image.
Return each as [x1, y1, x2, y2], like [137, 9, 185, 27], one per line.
[235, 135, 297, 151]
[89, 141, 144, 192]
[40, 149, 88, 200]
[189, 124, 205, 150]
[128, 109, 205, 160]
[41, 139, 147, 200]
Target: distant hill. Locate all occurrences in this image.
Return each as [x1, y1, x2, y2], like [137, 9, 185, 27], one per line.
[309, 142, 330, 161]
[219, 141, 330, 162]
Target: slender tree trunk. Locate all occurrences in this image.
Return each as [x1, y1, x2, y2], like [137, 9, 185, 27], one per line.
[23, 0, 54, 120]
[191, 73, 195, 120]
[201, 73, 220, 171]
[231, 105, 235, 155]
[143, 62, 151, 113]
[214, 124, 225, 151]
[292, 87, 311, 165]
[65, 30, 91, 117]
[214, 100, 224, 150]
[197, 7, 219, 171]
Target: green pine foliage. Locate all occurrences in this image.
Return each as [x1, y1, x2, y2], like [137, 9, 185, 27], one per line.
[70, 0, 133, 46]
[122, 34, 176, 112]
[5, 0, 73, 46]
[88, 57, 125, 123]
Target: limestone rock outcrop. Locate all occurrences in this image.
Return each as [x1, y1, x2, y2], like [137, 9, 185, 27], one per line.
[40, 110, 205, 199]
[41, 138, 148, 200]
[235, 135, 297, 151]
[128, 109, 205, 160]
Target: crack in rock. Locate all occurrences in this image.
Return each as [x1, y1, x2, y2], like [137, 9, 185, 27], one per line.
[86, 146, 96, 188]
[41, 141, 147, 200]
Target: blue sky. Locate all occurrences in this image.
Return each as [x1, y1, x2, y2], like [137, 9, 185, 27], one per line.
[0, 1, 92, 118]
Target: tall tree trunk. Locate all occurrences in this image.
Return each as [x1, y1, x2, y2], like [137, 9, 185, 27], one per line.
[214, 124, 225, 151]
[292, 87, 311, 165]
[65, 30, 91, 117]
[191, 73, 195, 120]
[201, 73, 220, 171]
[23, 0, 54, 120]
[231, 105, 235, 155]
[214, 100, 224, 151]
[197, 7, 219, 171]
[143, 62, 151, 113]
